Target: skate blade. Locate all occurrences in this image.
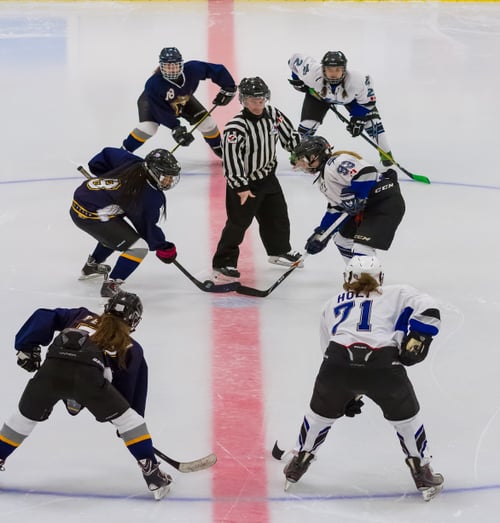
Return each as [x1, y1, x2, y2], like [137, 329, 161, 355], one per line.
[421, 483, 443, 502]
[78, 273, 107, 281]
[284, 478, 296, 492]
[153, 484, 171, 500]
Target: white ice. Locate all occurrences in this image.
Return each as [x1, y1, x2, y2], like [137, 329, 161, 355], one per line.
[0, 1, 500, 522]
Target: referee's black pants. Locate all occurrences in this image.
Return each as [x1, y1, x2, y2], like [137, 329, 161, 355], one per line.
[212, 174, 291, 269]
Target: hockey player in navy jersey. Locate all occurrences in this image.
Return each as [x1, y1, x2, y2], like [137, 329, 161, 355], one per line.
[281, 256, 444, 502]
[288, 51, 392, 165]
[0, 292, 172, 500]
[291, 136, 405, 263]
[71, 147, 180, 297]
[122, 47, 237, 158]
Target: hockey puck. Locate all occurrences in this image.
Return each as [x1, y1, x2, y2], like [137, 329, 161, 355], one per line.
[203, 280, 215, 289]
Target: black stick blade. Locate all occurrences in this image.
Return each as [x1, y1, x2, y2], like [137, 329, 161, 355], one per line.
[272, 440, 285, 460]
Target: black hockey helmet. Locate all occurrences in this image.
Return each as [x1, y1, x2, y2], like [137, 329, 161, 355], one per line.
[144, 148, 181, 191]
[321, 51, 347, 84]
[238, 77, 271, 103]
[104, 291, 143, 331]
[291, 136, 332, 174]
[159, 47, 183, 80]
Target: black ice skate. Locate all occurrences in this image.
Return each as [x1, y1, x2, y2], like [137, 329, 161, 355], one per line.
[211, 266, 240, 283]
[405, 457, 444, 501]
[138, 458, 173, 500]
[268, 250, 304, 268]
[283, 450, 315, 490]
[79, 256, 111, 280]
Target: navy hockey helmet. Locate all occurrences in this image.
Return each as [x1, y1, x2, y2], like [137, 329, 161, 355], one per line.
[238, 77, 271, 103]
[291, 136, 332, 174]
[105, 291, 143, 331]
[159, 47, 184, 80]
[144, 148, 181, 191]
[344, 256, 384, 286]
[321, 51, 347, 83]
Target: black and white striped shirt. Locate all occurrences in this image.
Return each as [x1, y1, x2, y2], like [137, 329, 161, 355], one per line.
[222, 106, 300, 191]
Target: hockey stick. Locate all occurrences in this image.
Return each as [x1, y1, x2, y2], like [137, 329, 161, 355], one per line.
[236, 213, 349, 298]
[153, 446, 217, 473]
[170, 104, 218, 154]
[76, 166, 237, 293]
[326, 102, 430, 185]
[173, 259, 240, 293]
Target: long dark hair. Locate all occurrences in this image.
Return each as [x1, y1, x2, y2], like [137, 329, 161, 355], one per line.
[102, 161, 166, 217]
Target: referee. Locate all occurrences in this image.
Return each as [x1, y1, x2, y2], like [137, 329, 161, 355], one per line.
[211, 76, 302, 282]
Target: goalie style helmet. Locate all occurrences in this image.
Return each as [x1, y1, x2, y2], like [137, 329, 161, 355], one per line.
[321, 51, 347, 84]
[159, 47, 184, 80]
[105, 291, 143, 331]
[291, 136, 332, 174]
[144, 149, 181, 191]
[344, 256, 384, 286]
[238, 77, 271, 103]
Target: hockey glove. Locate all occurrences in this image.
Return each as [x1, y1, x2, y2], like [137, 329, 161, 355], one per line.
[156, 242, 177, 264]
[344, 397, 364, 417]
[16, 346, 41, 372]
[288, 78, 308, 93]
[305, 227, 334, 255]
[399, 331, 433, 366]
[346, 116, 366, 137]
[212, 86, 237, 106]
[172, 126, 195, 146]
[339, 188, 367, 216]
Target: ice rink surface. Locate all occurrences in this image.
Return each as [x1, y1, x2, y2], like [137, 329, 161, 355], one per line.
[1, 1, 500, 522]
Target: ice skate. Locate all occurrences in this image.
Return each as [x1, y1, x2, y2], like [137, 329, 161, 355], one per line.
[78, 256, 111, 280]
[100, 279, 124, 298]
[405, 457, 444, 501]
[283, 450, 315, 490]
[211, 266, 240, 284]
[138, 458, 173, 500]
[268, 250, 304, 268]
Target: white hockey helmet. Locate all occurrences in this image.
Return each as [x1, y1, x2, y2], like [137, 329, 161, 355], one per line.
[344, 256, 384, 285]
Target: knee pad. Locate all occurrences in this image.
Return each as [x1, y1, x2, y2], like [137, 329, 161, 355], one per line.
[123, 238, 149, 261]
[5, 409, 38, 438]
[298, 120, 320, 137]
[133, 121, 160, 139]
[197, 116, 219, 137]
[334, 233, 353, 263]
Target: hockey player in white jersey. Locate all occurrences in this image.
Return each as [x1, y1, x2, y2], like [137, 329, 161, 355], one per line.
[288, 51, 392, 165]
[282, 256, 444, 501]
[291, 136, 405, 262]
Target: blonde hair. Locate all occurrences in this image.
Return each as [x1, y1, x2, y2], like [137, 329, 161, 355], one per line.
[90, 313, 131, 369]
[332, 150, 363, 160]
[343, 273, 381, 295]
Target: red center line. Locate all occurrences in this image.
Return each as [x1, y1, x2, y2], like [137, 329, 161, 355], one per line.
[208, 1, 269, 522]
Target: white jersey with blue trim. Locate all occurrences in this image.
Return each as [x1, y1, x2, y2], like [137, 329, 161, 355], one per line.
[288, 53, 376, 107]
[319, 284, 441, 352]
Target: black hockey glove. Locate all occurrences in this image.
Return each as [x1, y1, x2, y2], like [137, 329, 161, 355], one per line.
[172, 125, 195, 146]
[344, 397, 364, 417]
[346, 116, 366, 137]
[399, 331, 433, 366]
[16, 346, 41, 372]
[288, 78, 308, 93]
[212, 86, 237, 106]
[339, 188, 367, 216]
[305, 227, 334, 255]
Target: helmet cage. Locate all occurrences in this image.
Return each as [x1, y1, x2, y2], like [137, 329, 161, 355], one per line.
[144, 149, 181, 191]
[291, 136, 332, 174]
[321, 51, 347, 84]
[238, 77, 271, 104]
[159, 47, 184, 80]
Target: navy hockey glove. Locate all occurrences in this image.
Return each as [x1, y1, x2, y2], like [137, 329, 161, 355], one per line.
[212, 86, 237, 106]
[346, 116, 366, 137]
[339, 188, 367, 216]
[399, 331, 433, 366]
[156, 242, 177, 264]
[288, 78, 308, 93]
[172, 126, 195, 146]
[305, 227, 334, 255]
[344, 397, 364, 417]
[16, 346, 41, 372]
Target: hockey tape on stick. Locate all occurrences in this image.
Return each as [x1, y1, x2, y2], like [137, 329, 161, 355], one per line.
[153, 447, 217, 473]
